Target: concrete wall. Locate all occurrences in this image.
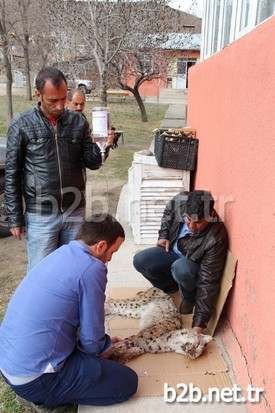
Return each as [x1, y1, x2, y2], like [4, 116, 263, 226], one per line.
[187, 16, 275, 413]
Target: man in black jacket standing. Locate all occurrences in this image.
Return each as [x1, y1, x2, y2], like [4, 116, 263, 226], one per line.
[133, 190, 228, 334]
[5, 67, 113, 269]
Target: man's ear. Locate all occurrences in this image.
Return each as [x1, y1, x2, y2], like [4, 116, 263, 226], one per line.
[88, 241, 108, 259]
[34, 89, 41, 101]
[95, 240, 107, 254]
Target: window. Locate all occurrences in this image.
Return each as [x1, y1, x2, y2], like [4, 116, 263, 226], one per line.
[177, 59, 186, 75]
[202, 0, 275, 59]
[256, 0, 275, 24]
[213, 0, 222, 53]
[221, 0, 233, 48]
[238, 0, 250, 31]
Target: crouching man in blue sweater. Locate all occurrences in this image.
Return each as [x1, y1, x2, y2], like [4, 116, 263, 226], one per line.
[0, 214, 138, 412]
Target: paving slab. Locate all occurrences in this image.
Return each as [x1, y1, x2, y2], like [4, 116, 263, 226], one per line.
[164, 104, 187, 119]
[160, 119, 187, 128]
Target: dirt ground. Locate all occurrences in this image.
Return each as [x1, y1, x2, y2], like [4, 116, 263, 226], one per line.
[0, 176, 125, 287]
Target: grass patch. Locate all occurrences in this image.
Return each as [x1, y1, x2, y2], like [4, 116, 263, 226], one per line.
[0, 380, 77, 412]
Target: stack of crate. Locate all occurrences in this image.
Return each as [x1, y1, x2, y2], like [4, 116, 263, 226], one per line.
[128, 152, 190, 244]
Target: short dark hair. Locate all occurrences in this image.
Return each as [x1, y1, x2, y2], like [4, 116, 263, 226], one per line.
[75, 213, 125, 248]
[35, 67, 67, 93]
[185, 190, 214, 220]
[67, 88, 85, 101]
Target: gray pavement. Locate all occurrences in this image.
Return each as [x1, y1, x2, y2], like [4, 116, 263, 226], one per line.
[160, 104, 187, 128]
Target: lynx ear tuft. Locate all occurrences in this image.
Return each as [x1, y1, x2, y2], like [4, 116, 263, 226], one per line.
[201, 334, 213, 344]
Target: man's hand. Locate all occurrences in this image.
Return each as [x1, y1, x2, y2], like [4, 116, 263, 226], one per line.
[193, 326, 203, 334]
[111, 336, 123, 344]
[10, 227, 25, 240]
[106, 129, 115, 147]
[157, 238, 170, 252]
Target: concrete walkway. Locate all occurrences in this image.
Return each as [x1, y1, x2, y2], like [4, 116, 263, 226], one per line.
[77, 104, 247, 413]
[159, 104, 187, 128]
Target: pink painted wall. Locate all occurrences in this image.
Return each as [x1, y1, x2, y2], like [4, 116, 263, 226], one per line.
[187, 16, 275, 413]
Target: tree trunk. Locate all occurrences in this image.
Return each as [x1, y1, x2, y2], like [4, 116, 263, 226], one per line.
[2, 40, 13, 123]
[99, 70, 108, 107]
[132, 89, 148, 122]
[116, 81, 149, 123]
[5, 61, 13, 124]
[0, 9, 13, 124]
[23, 44, 33, 101]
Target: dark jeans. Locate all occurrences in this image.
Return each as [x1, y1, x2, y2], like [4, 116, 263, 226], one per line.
[3, 349, 138, 407]
[133, 246, 200, 303]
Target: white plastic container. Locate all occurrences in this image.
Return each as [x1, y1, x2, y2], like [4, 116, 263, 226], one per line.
[92, 107, 110, 141]
[92, 106, 111, 163]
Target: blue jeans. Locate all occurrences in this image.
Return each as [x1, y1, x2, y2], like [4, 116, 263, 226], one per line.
[133, 246, 200, 303]
[3, 349, 138, 407]
[25, 207, 85, 270]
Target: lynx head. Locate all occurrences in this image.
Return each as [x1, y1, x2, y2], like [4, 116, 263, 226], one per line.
[179, 330, 213, 359]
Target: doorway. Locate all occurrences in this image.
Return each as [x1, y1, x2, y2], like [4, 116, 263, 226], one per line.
[176, 59, 196, 89]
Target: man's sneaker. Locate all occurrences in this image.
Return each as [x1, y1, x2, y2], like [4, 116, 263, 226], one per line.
[16, 395, 69, 413]
[179, 299, 194, 314]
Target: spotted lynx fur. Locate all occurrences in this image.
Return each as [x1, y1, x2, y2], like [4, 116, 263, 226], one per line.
[103, 287, 212, 363]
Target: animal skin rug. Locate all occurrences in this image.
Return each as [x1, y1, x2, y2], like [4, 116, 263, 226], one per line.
[103, 287, 212, 363]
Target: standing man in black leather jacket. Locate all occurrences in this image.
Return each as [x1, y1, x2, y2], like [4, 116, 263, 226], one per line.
[133, 190, 228, 333]
[5, 67, 113, 269]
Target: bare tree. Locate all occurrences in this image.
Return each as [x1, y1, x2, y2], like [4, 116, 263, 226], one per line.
[44, 0, 171, 107]
[10, 0, 35, 100]
[11, 0, 56, 100]
[51, 0, 138, 106]
[112, 49, 168, 122]
[109, 2, 201, 122]
[0, 0, 14, 122]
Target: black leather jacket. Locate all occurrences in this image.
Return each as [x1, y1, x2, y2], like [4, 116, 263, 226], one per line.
[158, 191, 228, 329]
[5, 105, 103, 228]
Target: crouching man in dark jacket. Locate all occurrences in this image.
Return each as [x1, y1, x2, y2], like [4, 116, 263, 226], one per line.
[133, 190, 228, 333]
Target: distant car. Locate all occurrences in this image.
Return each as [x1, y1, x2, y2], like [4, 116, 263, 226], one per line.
[66, 77, 95, 94]
[34, 73, 95, 95]
[0, 137, 11, 237]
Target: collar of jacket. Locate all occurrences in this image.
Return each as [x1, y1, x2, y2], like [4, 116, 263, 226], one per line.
[185, 209, 221, 238]
[36, 103, 70, 125]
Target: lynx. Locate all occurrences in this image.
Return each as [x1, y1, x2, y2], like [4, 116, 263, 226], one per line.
[103, 287, 212, 363]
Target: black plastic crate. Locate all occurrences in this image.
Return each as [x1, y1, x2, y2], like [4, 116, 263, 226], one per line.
[154, 130, 199, 171]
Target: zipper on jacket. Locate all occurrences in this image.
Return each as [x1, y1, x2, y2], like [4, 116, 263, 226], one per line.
[53, 124, 64, 212]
